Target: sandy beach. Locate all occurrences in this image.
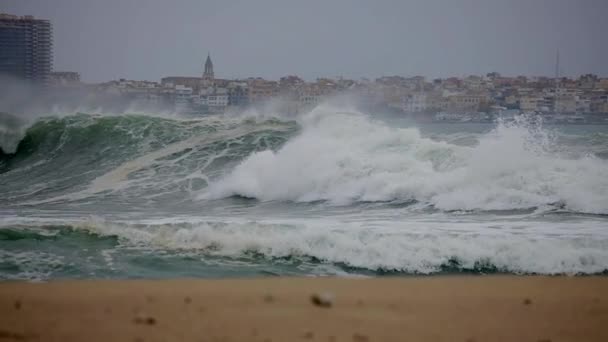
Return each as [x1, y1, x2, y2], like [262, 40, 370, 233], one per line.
[0, 276, 606, 341]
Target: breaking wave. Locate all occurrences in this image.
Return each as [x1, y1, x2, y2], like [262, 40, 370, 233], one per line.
[1, 218, 607, 278]
[1, 106, 608, 214]
[1, 105, 608, 280]
[205, 106, 608, 214]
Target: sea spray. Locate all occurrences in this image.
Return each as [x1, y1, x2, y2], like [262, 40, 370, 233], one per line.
[204, 106, 608, 214]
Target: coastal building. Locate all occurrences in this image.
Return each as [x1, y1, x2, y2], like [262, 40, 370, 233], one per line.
[402, 93, 428, 113]
[227, 82, 249, 107]
[49, 71, 80, 86]
[279, 75, 305, 93]
[206, 87, 228, 112]
[161, 76, 201, 89]
[555, 95, 577, 113]
[174, 85, 193, 112]
[0, 13, 53, 84]
[441, 93, 488, 112]
[247, 78, 278, 103]
[298, 85, 322, 107]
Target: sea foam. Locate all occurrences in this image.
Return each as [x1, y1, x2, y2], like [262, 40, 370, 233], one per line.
[204, 105, 608, 214]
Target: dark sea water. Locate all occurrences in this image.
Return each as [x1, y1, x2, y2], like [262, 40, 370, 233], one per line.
[1, 106, 608, 280]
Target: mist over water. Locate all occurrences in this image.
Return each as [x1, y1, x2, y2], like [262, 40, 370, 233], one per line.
[1, 104, 608, 280]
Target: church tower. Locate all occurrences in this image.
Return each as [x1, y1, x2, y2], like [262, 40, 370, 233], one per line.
[203, 53, 214, 80]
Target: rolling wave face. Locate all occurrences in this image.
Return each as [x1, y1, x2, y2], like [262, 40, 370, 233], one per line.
[205, 106, 608, 214]
[0, 113, 296, 206]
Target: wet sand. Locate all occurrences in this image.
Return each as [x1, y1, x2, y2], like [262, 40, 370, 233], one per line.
[1, 276, 607, 342]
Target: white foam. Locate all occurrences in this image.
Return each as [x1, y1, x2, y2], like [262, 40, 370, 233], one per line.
[0, 250, 65, 281]
[204, 105, 608, 214]
[42, 216, 608, 275]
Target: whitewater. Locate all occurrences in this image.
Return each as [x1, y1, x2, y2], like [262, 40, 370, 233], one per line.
[1, 105, 608, 280]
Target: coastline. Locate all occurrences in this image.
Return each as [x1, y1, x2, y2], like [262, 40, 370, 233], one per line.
[1, 276, 607, 342]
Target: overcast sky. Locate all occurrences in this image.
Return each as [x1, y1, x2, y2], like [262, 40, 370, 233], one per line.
[4, 0, 608, 82]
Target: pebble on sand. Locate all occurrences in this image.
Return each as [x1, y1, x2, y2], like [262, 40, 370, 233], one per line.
[311, 292, 334, 308]
[263, 294, 275, 303]
[134, 315, 157, 325]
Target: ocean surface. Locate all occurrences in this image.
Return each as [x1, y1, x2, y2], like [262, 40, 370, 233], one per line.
[1, 105, 608, 280]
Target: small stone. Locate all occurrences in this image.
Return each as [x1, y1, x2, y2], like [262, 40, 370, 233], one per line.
[302, 331, 314, 339]
[353, 333, 369, 342]
[311, 292, 334, 308]
[184, 296, 192, 304]
[14, 300, 21, 310]
[523, 298, 532, 305]
[134, 315, 156, 325]
[328, 336, 337, 342]
[263, 294, 275, 303]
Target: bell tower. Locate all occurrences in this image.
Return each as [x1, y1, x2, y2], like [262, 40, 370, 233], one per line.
[203, 53, 214, 80]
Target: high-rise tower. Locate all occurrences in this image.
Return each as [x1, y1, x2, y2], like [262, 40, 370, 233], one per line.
[0, 13, 53, 85]
[203, 53, 214, 80]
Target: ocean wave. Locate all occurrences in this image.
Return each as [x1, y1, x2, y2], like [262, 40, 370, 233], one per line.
[0, 113, 295, 204]
[1, 107, 608, 214]
[204, 105, 608, 214]
[2, 218, 607, 276]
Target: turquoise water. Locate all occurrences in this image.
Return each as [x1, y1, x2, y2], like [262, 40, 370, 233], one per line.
[1, 107, 608, 280]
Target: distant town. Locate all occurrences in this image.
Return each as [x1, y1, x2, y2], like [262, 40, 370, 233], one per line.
[2, 13, 608, 123]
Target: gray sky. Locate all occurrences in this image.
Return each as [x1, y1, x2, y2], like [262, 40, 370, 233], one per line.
[3, 0, 608, 82]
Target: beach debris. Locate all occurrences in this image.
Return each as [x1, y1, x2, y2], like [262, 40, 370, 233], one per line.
[13, 300, 21, 310]
[302, 331, 314, 339]
[184, 296, 192, 304]
[352, 333, 369, 342]
[263, 294, 275, 303]
[311, 292, 334, 308]
[523, 298, 533, 305]
[134, 314, 157, 326]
